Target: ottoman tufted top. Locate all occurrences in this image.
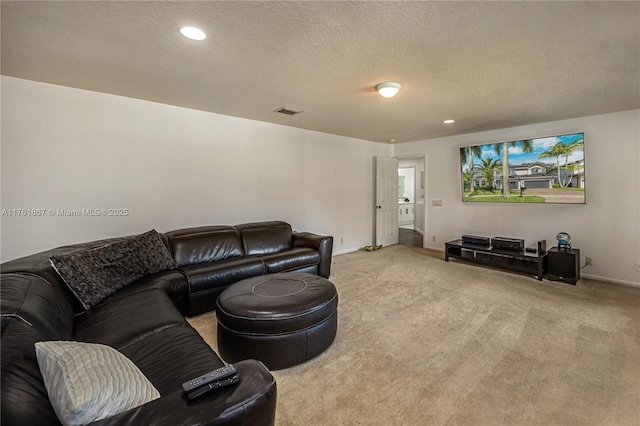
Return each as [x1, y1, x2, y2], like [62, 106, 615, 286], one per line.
[216, 273, 338, 335]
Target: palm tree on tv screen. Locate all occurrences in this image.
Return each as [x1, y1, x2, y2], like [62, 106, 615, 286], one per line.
[539, 138, 582, 188]
[562, 137, 584, 187]
[462, 169, 473, 192]
[474, 157, 502, 190]
[493, 140, 534, 197]
[539, 143, 565, 187]
[460, 145, 482, 192]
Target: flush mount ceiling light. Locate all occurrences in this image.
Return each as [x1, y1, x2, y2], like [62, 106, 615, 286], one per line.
[376, 82, 401, 98]
[179, 26, 207, 41]
[444, 119, 455, 124]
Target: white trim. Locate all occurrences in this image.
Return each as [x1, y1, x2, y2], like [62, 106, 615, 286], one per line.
[428, 247, 445, 252]
[580, 273, 640, 288]
[333, 247, 362, 256]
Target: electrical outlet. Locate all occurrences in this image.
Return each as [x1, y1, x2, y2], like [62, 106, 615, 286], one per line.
[432, 200, 443, 207]
[340, 237, 344, 245]
[636, 262, 640, 272]
[585, 257, 593, 266]
[431, 236, 437, 243]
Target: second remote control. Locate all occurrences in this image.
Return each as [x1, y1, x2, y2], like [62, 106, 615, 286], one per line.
[182, 364, 237, 392]
[187, 375, 240, 400]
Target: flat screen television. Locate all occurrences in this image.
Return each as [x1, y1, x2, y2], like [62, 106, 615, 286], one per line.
[460, 132, 585, 204]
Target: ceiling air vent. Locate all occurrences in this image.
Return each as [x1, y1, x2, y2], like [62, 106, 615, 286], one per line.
[275, 107, 303, 116]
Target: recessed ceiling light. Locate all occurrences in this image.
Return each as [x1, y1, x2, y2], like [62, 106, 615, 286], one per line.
[179, 26, 206, 41]
[389, 139, 396, 143]
[444, 119, 455, 124]
[376, 82, 402, 98]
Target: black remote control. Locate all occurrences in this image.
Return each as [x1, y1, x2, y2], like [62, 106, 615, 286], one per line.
[182, 364, 238, 393]
[186, 375, 240, 400]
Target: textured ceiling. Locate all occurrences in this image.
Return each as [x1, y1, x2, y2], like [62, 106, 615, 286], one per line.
[2, 1, 639, 143]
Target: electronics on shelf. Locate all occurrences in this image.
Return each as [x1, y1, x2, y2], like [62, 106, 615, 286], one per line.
[461, 235, 491, 246]
[491, 237, 525, 251]
[445, 238, 548, 281]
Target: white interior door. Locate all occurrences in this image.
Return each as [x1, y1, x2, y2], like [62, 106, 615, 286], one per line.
[375, 156, 399, 246]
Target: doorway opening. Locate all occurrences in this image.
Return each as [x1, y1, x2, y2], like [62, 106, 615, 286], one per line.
[397, 156, 426, 248]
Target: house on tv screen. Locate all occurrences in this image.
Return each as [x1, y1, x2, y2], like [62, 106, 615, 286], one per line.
[476, 160, 585, 191]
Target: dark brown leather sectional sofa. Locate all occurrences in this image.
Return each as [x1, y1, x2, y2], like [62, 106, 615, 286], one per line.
[0, 220, 333, 425]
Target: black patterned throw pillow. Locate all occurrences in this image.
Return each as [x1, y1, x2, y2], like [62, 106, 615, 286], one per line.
[50, 230, 176, 310]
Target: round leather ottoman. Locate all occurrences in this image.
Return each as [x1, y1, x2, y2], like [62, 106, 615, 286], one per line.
[216, 273, 338, 370]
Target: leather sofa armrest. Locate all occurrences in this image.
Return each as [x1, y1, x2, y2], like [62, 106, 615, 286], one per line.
[92, 359, 276, 426]
[293, 232, 333, 278]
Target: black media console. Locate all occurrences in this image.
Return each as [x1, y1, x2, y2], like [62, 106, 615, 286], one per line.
[445, 239, 547, 280]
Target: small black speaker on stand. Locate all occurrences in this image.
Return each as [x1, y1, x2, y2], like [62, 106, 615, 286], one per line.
[547, 247, 580, 284]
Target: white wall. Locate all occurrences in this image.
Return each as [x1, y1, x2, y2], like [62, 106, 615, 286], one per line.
[393, 110, 640, 286]
[0, 76, 391, 261]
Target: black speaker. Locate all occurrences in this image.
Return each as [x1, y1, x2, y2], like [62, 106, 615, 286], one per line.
[491, 237, 525, 251]
[547, 247, 580, 284]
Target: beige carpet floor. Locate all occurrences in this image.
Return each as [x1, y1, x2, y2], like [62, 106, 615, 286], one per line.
[188, 245, 640, 425]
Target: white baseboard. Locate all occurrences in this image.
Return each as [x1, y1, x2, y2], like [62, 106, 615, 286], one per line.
[333, 247, 361, 256]
[580, 273, 640, 288]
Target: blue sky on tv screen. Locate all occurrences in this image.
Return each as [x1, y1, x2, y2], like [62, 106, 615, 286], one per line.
[462, 132, 584, 171]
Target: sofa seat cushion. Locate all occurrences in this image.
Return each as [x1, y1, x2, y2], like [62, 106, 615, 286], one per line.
[122, 270, 190, 315]
[118, 325, 224, 395]
[179, 257, 265, 294]
[73, 285, 187, 349]
[126, 270, 188, 300]
[89, 359, 276, 426]
[259, 248, 320, 274]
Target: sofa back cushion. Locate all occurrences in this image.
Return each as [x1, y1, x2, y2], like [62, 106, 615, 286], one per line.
[49, 230, 176, 310]
[236, 221, 293, 256]
[166, 226, 244, 268]
[1, 273, 75, 425]
[1, 233, 173, 314]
